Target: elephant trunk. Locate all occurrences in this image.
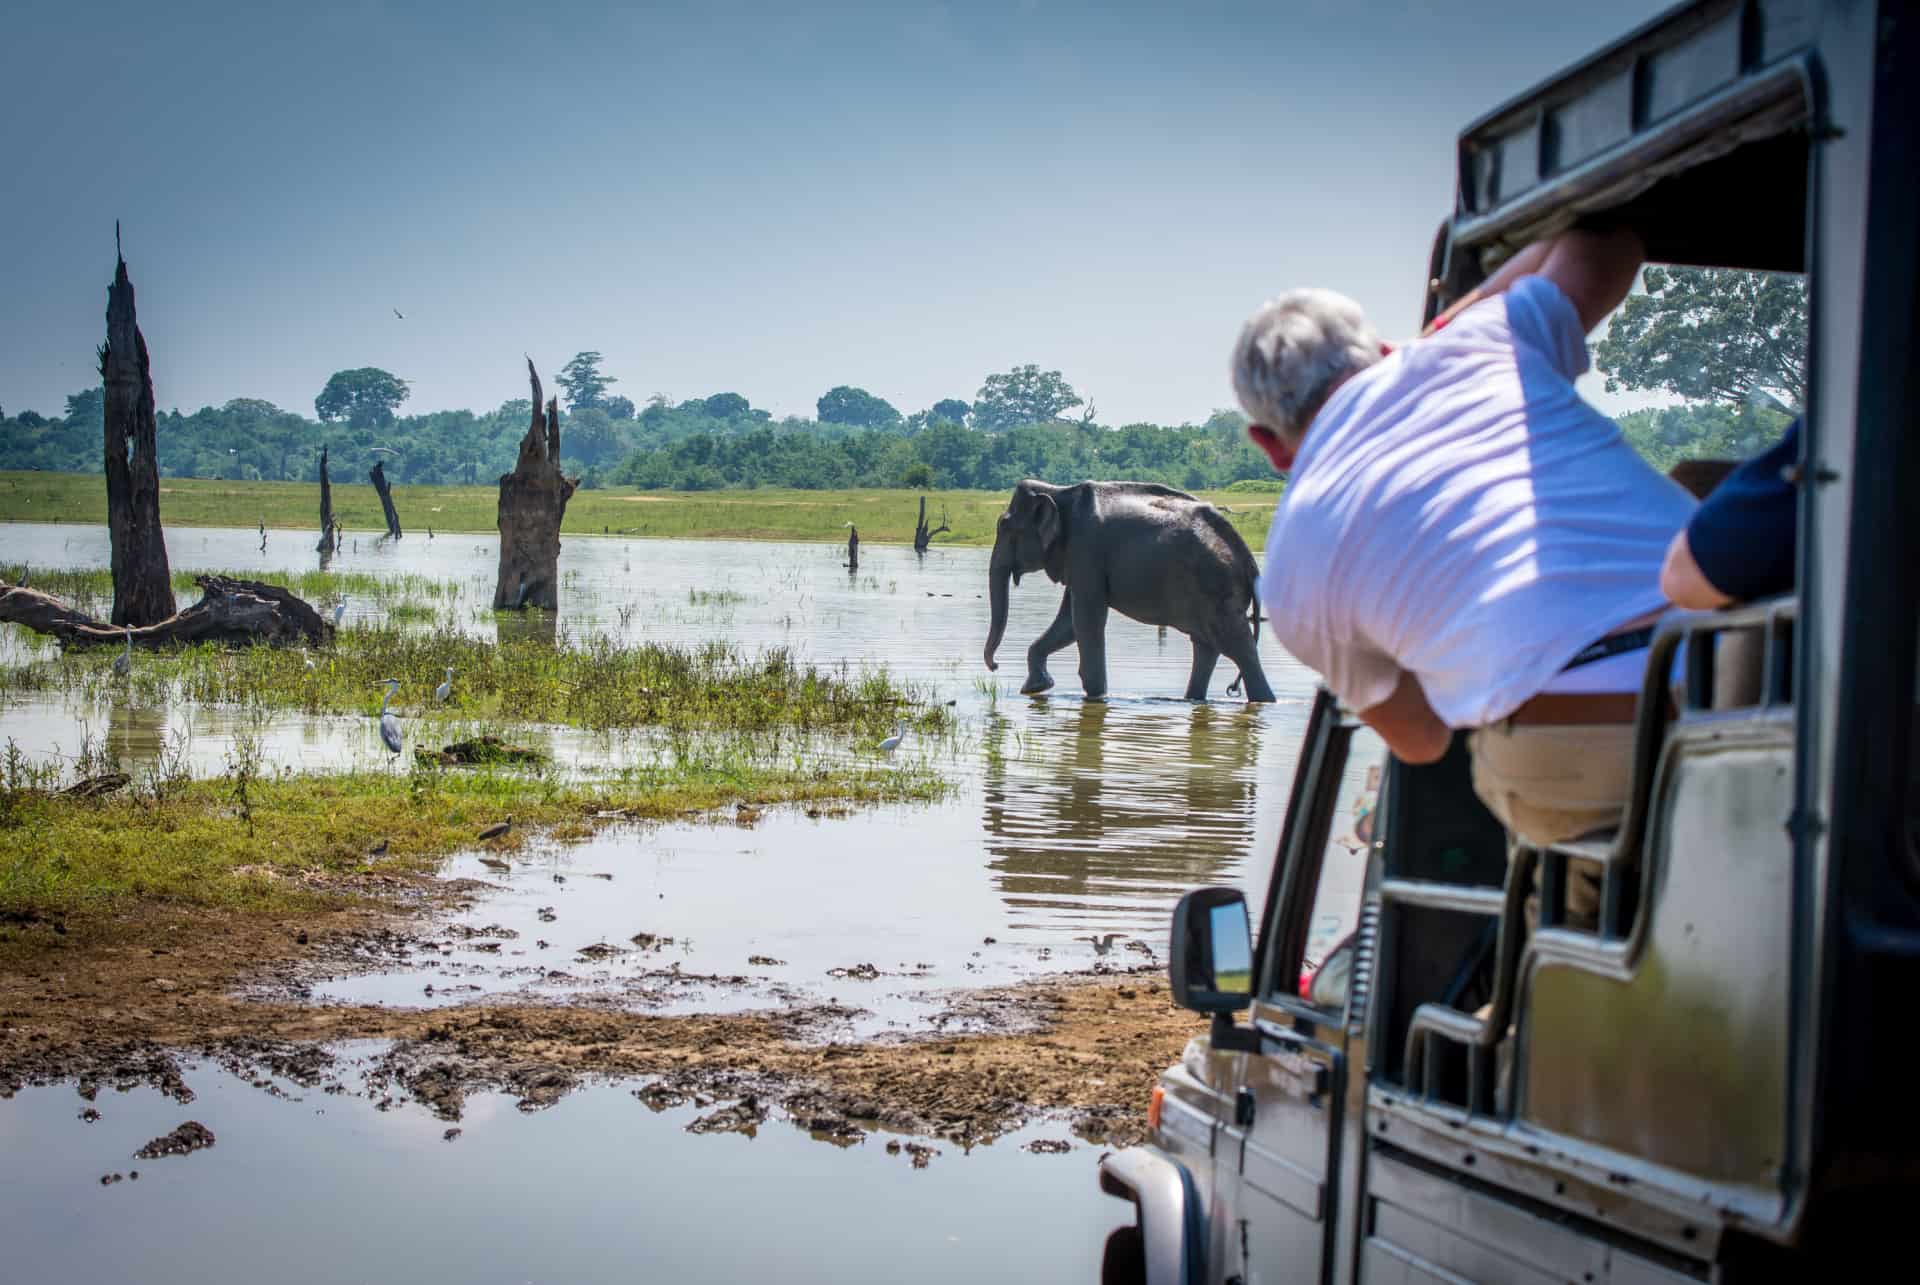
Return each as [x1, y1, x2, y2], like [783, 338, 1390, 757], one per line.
[984, 552, 1013, 672]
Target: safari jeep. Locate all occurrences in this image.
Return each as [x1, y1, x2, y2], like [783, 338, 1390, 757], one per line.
[1097, 0, 1919, 1280]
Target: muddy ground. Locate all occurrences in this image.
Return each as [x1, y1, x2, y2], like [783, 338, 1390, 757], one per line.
[0, 869, 1203, 1149]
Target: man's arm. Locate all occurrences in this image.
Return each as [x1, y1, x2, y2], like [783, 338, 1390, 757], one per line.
[1660, 528, 1735, 610]
[1359, 670, 1452, 765]
[1423, 224, 1644, 337]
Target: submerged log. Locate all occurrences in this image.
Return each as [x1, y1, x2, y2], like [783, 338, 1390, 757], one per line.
[370, 460, 402, 540]
[317, 446, 337, 554]
[494, 361, 578, 611]
[0, 575, 328, 649]
[101, 232, 176, 627]
[912, 496, 950, 552]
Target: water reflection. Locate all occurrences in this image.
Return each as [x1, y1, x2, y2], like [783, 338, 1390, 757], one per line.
[984, 699, 1265, 934]
[0, 1055, 1115, 1284]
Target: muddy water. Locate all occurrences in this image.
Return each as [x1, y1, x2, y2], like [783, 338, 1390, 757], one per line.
[0, 1049, 1115, 1283]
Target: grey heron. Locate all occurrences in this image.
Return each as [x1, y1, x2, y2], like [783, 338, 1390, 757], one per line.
[375, 678, 403, 756]
[1078, 933, 1123, 955]
[878, 721, 905, 754]
[435, 667, 454, 703]
[112, 626, 132, 677]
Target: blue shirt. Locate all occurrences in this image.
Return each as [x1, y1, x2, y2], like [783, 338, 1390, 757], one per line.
[1686, 418, 1801, 603]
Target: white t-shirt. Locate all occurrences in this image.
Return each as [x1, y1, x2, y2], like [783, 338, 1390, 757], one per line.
[1259, 275, 1695, 728]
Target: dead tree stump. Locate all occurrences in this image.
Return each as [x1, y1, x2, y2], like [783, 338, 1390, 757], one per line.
[369, 461, 402, 540]
[494, 361, 577, 611]
[846, 525, 859, 571]
[101, 236, 175, 628]
[912, 496, 950, 553]
[0, 575, 328, 649]
[317, 446, 338, 554]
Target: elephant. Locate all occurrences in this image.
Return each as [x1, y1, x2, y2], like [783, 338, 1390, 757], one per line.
[983, 479, 1277, 703]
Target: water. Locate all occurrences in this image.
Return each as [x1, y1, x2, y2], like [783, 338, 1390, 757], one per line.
[0, 521, 1330, 953]
[0, 520, 1360, 1276]
[0, 1050, 1117, 1283]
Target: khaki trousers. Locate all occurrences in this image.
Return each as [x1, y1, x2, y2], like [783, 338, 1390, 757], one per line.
[1468, 719, 1636, 929]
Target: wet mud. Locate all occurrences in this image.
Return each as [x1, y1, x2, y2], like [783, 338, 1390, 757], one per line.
[0, 899, 1200, 1151]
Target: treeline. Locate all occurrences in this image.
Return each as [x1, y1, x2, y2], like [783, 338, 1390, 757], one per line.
[0, 387, 1790, 494]
[0, 388, 1280, 492]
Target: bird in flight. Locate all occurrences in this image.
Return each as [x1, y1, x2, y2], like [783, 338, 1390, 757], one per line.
[393, 308, 405, 320]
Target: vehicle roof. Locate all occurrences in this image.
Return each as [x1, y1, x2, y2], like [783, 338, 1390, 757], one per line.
[1441, 0, 1816, 279]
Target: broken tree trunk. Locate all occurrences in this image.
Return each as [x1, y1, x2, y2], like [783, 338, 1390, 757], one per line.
[494, 361, 578, 611]
[369, 461, 402, 540]
[101, 237, 176, 627]
[846, 525, 859, 571]
[912, 496, 950, 552]
[317, 446, 337, 554]
[0, 575, 329, 649]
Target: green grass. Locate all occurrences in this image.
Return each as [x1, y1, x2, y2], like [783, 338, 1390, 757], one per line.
[0, 755, 943, 947]
[0, 627, 949, 738]
[0, 471, 1280, 547]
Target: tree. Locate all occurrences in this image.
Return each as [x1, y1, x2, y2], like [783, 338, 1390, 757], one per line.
[1594, 267, 1807, 408]
[556, 351, 616, 411]
[929, 398, 971, 425]
[700, 392, 752, 420]
[64, 386, 105, 427]
[604, 394, 636, 420]
[315, 367, 409, 428]
[972, 364, 1082, 430]
[817, 385, 901, 427]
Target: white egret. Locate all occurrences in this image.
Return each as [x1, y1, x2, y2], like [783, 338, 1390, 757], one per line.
[878, 721, 905, 755]
[435, 666, 454, 703]
[112, 625, 132, 676]
[375, 678, 403, 756]
[301, 648, 317, 671]
[333, 599, 347, 629]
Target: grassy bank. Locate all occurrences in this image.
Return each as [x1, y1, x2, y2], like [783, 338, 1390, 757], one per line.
[0, 625, 945, 738]
[0, 471, 1280, 547]
[0, 758, 942, 951]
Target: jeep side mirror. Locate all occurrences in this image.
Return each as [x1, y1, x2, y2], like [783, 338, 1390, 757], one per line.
[1169, 888, 1254, 1014]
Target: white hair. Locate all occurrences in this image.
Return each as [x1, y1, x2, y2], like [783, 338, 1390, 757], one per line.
[1231, 288, 1383, 442]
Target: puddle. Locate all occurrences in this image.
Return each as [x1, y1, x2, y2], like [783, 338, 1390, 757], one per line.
[0, 1050, 1119, 1283]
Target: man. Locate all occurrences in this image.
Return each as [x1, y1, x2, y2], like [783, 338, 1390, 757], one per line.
[1232, 226, 1696, 854]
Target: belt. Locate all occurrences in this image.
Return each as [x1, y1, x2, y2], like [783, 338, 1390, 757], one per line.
[1506, 691, 1639, 726]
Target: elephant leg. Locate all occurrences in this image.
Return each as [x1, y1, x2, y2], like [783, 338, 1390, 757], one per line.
[1072, 589, 1110, 700]
[1219, 617, 1277, 703]
[1185, 641, 1221, 701]
[1022, 591, 1076, 694]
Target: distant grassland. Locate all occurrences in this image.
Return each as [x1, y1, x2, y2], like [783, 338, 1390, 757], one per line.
[0, 471, 1279, 548]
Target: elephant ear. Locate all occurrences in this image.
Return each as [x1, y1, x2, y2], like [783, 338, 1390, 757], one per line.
[1034, 492, 1062, 555]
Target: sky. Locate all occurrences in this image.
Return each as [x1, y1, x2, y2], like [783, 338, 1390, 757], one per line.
[1, 0, 1677, 427]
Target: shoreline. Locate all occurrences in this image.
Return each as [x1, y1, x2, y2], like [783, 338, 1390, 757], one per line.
[0, 470, 1281, 549]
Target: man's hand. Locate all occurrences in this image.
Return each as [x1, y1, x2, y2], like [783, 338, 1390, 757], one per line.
[1359, 670, 1452, 764]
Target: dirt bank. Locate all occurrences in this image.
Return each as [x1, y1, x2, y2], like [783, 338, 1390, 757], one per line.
[0, 893, 1201, 1148]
